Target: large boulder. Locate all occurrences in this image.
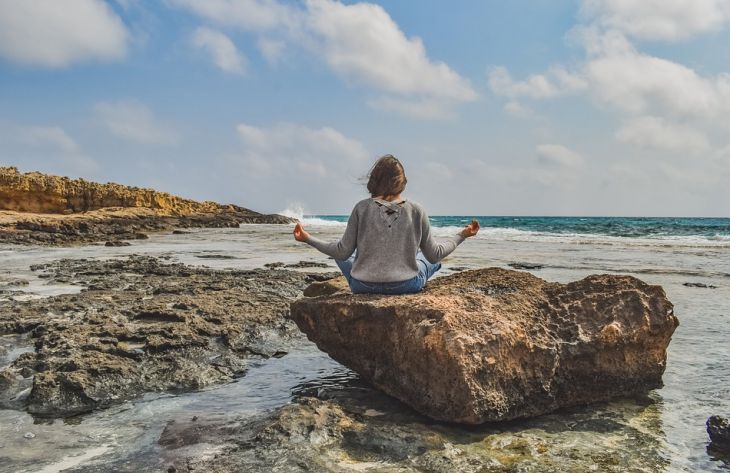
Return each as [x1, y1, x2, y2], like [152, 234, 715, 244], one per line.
[290, 268, 678, 424]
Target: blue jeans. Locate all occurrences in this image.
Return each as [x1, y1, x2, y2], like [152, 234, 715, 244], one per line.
[335, 251, 441, 294]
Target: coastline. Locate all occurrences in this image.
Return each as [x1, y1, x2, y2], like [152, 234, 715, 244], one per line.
[0, 207, 294, 246]
[0, 164, 728, 471]
[0, 167, 294, 246]
[0, 223, 728, 471]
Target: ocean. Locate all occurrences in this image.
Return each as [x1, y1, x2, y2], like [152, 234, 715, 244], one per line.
[1, 217, 729, 471]
[301, 214, 730, 244]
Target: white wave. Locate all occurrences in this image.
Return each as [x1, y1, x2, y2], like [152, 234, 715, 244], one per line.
[301, 217, 347, 227]
[432, 224, 730, 248]
[278, 204, 347, 227]
[279, 208, 730, 248]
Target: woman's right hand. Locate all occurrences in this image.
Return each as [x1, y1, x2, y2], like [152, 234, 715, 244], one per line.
[293, 222, 310, 242]
[460, 219, 480, 238]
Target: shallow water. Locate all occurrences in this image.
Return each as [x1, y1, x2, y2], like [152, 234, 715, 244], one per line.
[0, 223, 728, 472]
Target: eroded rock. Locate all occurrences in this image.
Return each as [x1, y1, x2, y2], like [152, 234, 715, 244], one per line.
[0, 166, 294, 245]
[291, 268, 678, 424]
[164, 379, 670, 473]
[0, 255, 337, 416]
[708, 415, 730, 450]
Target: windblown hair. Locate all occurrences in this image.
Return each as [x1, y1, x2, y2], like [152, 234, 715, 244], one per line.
[366, 155, 407, 199]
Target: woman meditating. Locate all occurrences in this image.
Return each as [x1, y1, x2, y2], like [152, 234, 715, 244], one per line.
[293, 155, 480, 294]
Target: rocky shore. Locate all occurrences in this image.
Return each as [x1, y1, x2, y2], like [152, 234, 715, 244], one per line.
[708, 415, 730, 464]
[154, 377, 670, 473]
[0, 255, 336, 416]
[0, 166, 293, 246]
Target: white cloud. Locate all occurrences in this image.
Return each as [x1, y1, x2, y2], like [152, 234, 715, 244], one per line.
[536, 144, 584, 167]
[491, 43, 730, 123]
[19, 127, 80, 153]
[424, 162, 453, 179]
[490, 67, 560, 99]
[305, 0, 476, 102]
[580, 0, 730, 41]
[235, 122, 369, 177]
[489, 66, 587, 100]
[168, 0, 297, 31]
[463, 160, 577, 189]
[583, 41, 730, 120]
[192, 27, 247, 75]
[367, 97, 457, 120]
[503, 101, 536, 118]
[0, 0, 128, 67]
[0, 123, 98, 175]
[95, 101, 179, 145]
[616, 116, 710, 153]
[257, 37, 286, 63]
[489, 9, 730, 157]
[172, 0, 476, 118]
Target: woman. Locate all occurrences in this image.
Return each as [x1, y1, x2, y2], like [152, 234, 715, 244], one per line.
[293, 155, 479, 294]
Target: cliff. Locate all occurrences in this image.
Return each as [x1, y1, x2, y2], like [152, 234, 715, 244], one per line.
[2, 166, 237, 215]
[0, 166, 294, 245]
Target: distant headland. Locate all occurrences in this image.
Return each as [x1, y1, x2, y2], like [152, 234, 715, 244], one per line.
[0, 166, 294, 246]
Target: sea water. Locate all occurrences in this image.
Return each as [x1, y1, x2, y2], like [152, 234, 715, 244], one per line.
[0, 217, 729, 472]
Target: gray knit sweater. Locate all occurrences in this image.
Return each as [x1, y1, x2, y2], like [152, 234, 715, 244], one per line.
[306, 198, 465, 283]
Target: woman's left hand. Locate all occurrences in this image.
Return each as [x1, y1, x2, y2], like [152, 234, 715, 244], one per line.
[460, 219, 480, 238]
[293, 222, 310, 242]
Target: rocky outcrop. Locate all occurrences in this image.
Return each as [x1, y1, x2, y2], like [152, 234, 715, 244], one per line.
[1, 166, 238, 215]
[0, 166, 294, 245]
[158, 377, 671, 473]
[0, 256, 337, 416]
[708, 416, 730, 451]
[290, 268, 678, 424]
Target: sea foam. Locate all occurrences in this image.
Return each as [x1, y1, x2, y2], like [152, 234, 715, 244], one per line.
[278, 204, 347, 227]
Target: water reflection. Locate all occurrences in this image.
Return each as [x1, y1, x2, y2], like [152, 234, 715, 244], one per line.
[286, 372, 673, 472]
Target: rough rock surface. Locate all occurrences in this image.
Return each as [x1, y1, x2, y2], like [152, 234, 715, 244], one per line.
[708, 415, 730, 451]
[155, 379, 670, 473]
[291, 268, 678, 424]
[0, 255, 336, 416]
[0, 166, 294, 245]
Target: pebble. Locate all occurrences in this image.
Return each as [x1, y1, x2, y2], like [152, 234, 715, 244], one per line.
[23, 432, 35, 439]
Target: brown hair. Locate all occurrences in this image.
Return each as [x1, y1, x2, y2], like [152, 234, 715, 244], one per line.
[366, 154, 407, 199]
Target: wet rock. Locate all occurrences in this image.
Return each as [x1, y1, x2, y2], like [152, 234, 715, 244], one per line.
[0, 278, 29, 287]
[508, 262, 544, 270]
[683, 282, 718, 289]
[0, 368, 19, 392]
[0, 256, 330, 417]
[708, 415, 730, 450]
[105, 241, 131, 247]
[180, 379, 670, 473]
[285, 261, 331, 269]
[195, 254, 236, 260]
[291, 268, 678, 424]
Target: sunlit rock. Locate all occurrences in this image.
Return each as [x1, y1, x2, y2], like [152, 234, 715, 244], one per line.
[291, 268, 678, 424]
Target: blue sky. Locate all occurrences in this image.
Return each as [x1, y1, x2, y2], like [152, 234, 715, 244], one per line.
[1, 0, 729, 216]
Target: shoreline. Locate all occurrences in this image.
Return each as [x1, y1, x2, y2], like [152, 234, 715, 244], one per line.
[0, 224, 728, 471]
[0, 167, 295, 246]
[0, 207, 294, 246]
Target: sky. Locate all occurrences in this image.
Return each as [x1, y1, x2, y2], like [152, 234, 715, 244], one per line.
[1, 0, 729, 217]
